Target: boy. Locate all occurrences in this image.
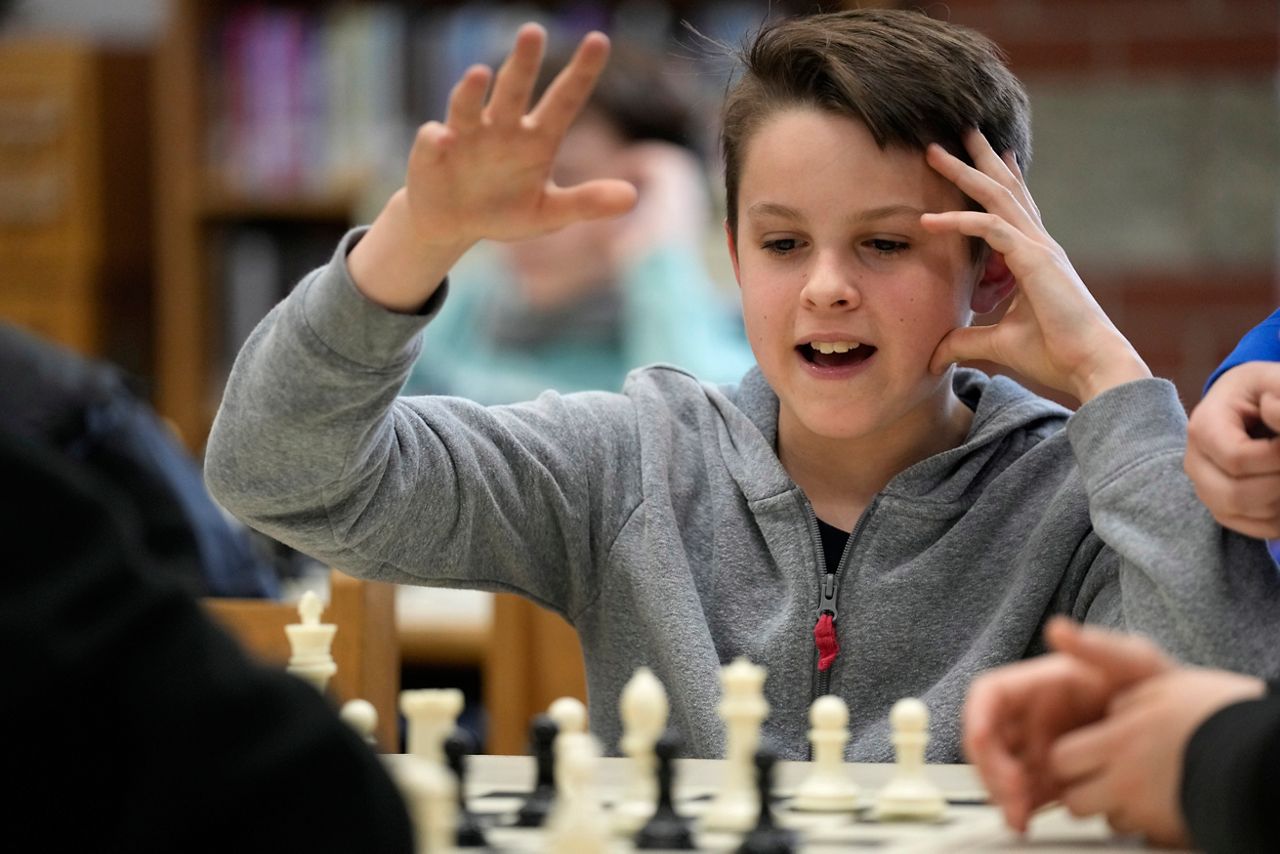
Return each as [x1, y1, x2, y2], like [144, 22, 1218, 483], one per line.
[206, 10, 1280, 761]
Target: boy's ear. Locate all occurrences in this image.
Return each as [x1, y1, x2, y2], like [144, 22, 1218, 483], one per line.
[972, 250, 1016, 314]
[724, 221, 742, 286]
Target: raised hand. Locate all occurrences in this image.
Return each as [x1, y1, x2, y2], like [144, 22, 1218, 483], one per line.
[350, 24, 638, 312]
[921, 130, 1150, 404]
[962, 618, 1172, 833]
[1184, 360, 1280, 538]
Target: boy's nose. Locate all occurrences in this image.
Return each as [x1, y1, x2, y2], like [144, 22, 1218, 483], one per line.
[801, 256, 861, 310]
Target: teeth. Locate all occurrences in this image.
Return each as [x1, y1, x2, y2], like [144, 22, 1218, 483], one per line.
[810, 341, 860, 354]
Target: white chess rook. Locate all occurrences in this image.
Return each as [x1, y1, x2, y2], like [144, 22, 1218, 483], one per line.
[401, 688, 465, 766]
[873, 697, 947, 821]
[396, 757, 457, 854]
[792, 695, 861, 812]
[284, 590, 338, 693]
[701, 656, 769, 832]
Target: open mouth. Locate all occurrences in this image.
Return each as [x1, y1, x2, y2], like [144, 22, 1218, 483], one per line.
[799, 341, 877, 369]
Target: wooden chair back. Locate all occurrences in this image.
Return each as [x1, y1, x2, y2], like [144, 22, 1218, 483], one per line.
[204, 570, 400, 751]
[483, 593, 587, 755]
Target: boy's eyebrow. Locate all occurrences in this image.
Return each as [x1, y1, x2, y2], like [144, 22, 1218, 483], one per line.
[746, 201, 805, 222]
[745, 201, 928, 224]
[855, 204, 927, 223]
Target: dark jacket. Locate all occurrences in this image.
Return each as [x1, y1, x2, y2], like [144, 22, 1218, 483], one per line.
[1, 428, 413, 853]
[0, 321, 277, 596]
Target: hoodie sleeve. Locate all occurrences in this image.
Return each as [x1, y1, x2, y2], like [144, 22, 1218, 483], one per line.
[1065, 378, 1280, 676]
[204, 229, 643, 621]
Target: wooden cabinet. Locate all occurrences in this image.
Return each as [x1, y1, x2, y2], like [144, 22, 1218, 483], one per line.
[0, 39, 152, 377]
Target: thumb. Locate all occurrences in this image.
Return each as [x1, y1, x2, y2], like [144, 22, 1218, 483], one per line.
[1044, 617, 1171, 689]
[930, 324, 997, 374]
[543, 179, 637, 230]
[1257, 389, 1280, 438]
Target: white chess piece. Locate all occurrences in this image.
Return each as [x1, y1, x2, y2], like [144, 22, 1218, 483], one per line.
[612, 667, 669, 834]
[548, 696, 588, 739]
[545, 732, 610, 854]
[400, 688, 464, 765]
[544, 696, 590, 832]
[701, 656, 769, 832]
[284, 590, 337, 693]
[873, 697, 946, 821]
[340, 698, 379, 748]
[395, 756, 457, 854]
[791, 695, 860, 812]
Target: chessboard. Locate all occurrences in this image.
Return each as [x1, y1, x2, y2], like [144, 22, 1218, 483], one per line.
[382, 753, 1176, 853]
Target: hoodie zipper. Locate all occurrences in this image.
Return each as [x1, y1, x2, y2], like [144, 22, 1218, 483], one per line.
[808, 497, 879, 699]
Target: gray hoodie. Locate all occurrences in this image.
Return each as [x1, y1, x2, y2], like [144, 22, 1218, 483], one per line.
[206, 230, 1280, 762]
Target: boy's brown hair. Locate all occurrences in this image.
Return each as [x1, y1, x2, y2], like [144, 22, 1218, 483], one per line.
[721, 8, 1031, 238]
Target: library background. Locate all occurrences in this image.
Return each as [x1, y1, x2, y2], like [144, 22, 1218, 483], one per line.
[1, 0, 1277, 753]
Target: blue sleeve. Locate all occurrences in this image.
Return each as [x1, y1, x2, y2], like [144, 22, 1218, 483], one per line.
[1204, 308, 1280, 393]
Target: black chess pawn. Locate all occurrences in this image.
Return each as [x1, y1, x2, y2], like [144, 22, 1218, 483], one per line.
[514, 714, 558, 827]
[635, 730, 695, 850]
[736, 748, 797, 854]
[444, 728, 488, 847]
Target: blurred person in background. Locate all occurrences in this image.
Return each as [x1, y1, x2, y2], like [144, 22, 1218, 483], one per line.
[400, 40, 754, 402]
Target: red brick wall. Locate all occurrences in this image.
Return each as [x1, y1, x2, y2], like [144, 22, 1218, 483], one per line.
[924, 0, 1279, 76]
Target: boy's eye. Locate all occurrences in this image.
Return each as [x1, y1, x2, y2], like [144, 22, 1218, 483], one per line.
[866, 239, 908, 255]
[762, 238, 799, 255]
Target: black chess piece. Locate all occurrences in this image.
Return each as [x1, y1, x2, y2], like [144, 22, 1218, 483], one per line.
[736, 747, 797, 854]
[514, 714, 558, 827]
[444, 728, 488, 847]
[635, 730, 695, 850]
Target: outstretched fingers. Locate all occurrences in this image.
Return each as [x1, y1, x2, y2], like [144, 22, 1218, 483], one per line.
[484, 23, 547, 127]
[446, 65, 493, 132]
[529, 31, 611, 140]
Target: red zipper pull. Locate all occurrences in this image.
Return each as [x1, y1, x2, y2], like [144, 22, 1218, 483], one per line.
[814, 571, 840, 671]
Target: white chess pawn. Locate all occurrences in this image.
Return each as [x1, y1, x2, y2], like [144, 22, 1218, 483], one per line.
[791, 695, 860, 812]
[395, 755, 457, 854]
[701, 656, 769, 832]
[545, 732, 610, 854]
[284, 590, 338, 693]
[612, 667, 669, 834]
[873, 697, 947, 821]
[548, 696, 588, 740]
[400, 688, 464, 766]
[340, 698, 378, 748]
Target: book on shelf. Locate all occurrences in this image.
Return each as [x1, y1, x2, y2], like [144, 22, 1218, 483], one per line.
[201, 0, 773, 205]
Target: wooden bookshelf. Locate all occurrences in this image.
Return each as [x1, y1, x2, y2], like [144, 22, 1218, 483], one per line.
[0, 38, 153, 377]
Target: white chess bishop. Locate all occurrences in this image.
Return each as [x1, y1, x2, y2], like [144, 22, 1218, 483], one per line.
[612, 666, 669, 834]
[284, 590, 337, 693]
[791, 695, 861, 812]
[873, 697, 947, 821]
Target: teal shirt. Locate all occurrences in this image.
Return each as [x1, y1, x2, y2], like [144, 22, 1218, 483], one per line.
[401, 243, 756, 403]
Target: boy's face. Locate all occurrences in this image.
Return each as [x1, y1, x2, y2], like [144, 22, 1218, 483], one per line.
[728, 108, 981, 446]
